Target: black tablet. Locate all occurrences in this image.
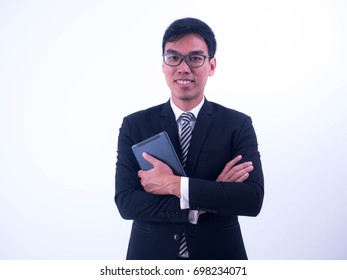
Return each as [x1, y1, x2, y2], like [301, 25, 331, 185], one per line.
[131, 131, 186, 176]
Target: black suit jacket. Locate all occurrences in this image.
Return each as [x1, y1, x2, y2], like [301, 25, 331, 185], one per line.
[115, 99, 264, 259]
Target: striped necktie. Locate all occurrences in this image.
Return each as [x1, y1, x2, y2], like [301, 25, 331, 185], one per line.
[180, 112, 194, 168]
[178, 112, 194, 258]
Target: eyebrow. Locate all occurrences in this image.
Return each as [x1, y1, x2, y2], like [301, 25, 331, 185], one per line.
[165, 49, 205, 55]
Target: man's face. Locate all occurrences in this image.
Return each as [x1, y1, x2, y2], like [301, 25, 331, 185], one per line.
[162, 34, 216, 110]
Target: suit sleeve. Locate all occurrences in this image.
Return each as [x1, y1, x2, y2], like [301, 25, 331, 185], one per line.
[188, 116, 264, 217]
[115, 117, 190, 223]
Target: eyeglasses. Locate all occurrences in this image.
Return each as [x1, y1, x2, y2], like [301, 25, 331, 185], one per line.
[162, 52, 210, 67]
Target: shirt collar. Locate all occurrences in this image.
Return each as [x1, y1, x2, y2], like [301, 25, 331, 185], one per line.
[170, 97, 205, 121]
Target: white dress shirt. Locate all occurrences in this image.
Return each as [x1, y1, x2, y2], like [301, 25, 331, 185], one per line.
[170, 98, 205, 224]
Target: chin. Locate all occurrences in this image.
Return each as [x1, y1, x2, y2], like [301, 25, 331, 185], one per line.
[176, 94, 195, 101]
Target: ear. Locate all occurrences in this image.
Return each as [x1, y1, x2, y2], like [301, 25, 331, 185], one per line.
[209, 57, 217, 76]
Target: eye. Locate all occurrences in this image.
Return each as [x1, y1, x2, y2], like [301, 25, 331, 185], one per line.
[189, 55, 204, 62]
[166, 54, 180, 61]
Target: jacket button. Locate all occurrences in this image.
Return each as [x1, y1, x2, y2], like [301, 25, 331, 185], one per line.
[173, 234, 181, 241]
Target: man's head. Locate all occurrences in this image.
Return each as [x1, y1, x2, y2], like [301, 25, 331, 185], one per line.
[162, 18, 217, 58]
[161, 18, 217, 111]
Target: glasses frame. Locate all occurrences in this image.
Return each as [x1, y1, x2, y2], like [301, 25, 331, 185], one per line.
[162, 52, 211, 68]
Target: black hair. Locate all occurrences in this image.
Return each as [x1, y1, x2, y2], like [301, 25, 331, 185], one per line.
[162, 17, 217, 58]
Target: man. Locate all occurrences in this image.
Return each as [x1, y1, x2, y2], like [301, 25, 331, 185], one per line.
[115, 17, 264, 260]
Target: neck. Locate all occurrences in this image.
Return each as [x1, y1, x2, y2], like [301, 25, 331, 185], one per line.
[172, 96, 204, 112]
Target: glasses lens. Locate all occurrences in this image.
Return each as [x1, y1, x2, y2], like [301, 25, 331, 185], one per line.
[163, 53, 207, 67]
[164, 53, 182, 66]
[186, 55, 205, 67]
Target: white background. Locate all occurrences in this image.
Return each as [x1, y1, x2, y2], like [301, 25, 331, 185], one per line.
[1, 0, 346, 260]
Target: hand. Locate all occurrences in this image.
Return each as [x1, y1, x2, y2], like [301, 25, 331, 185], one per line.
[198, 155, 253, 217]
[216, 155, 253, 183]
[138, 153, 181, 197]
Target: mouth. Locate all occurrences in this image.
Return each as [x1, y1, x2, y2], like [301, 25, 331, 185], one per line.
[175, 79, 193, 86]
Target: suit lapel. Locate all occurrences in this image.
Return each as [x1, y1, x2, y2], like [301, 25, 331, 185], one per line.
[185, 100, 214, 175]
[159, 101, 181, 155]
[159, 99, 215, 176]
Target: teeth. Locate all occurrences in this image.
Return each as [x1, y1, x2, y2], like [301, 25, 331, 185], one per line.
[177, 80, 191, 85]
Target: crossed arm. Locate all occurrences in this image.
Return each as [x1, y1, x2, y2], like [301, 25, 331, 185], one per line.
[116, 113, 263, 221]
[138, 152, 254, 198]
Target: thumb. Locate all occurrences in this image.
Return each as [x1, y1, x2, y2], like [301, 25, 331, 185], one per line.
[142, 152, 159, 166]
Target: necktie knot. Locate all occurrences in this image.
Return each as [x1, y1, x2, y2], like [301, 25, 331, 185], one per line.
[180, 112, 195, 124]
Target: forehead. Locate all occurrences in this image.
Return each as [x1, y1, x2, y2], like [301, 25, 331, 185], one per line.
[164, 34, 208, 54]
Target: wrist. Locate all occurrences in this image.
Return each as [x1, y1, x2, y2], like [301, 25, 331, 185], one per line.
[167, 175, 181, 198]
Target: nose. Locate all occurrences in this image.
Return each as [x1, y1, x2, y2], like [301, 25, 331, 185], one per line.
[176, 58, 191, 74]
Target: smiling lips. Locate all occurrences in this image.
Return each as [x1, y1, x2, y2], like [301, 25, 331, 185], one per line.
[176, 79, 193, 86]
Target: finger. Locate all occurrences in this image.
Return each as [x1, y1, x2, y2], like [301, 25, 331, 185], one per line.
[222, 162, 252, 181]
[142, 152, 160, 166]
[229, 165, 254, 181]
[138, 169, 148, 181]
[235, 172, 250, 183]
[225, 155, 243, 170]
[218, 155, 243, 178]
[230, 161, 253, 175]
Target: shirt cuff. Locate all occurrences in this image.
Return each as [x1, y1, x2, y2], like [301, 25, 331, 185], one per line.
[180, 177, 189, 209]
[188, 210, 199, 224]
[180, 177, 199, 224]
